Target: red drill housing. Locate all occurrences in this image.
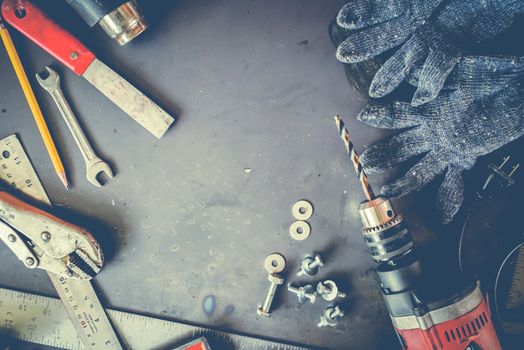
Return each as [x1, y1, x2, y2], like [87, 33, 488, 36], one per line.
[358, 197, 502, 350]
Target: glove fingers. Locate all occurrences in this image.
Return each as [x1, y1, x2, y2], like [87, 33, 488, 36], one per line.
[382, 152, 446, 198]
[447, 56, 524, 93]
[369, 35, 426, 98]
[336, 16, 414, 63]
[336, 0, 406, 30]
[436, 166, 464, 224]
[357, 102, 424, 129]
[360, 129, 430, 173]
[411, 49, 461, 106]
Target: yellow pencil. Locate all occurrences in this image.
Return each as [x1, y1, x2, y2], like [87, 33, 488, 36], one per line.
[0, 22, 69, 189]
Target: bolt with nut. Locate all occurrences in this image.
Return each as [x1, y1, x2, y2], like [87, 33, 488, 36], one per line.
[317, 280, 347, 302]
[297, 254, 324, 277]
[287, 283, 317, 304]
[318, 305, 344, 328]
[257, 273, 284, 318]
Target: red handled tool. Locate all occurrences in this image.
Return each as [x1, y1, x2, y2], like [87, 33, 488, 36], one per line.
[1, 0, 174, 139]
[173, 337, 212, 350]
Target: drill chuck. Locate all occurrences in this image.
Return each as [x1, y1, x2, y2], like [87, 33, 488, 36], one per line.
[355, 196, 502, 349]
[334, 116, 502, 349]
[358, 196, 414, 263]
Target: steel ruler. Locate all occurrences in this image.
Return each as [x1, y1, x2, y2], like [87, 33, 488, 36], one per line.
[0, 134, 121, 349]
[0, 134, 312, 350]
[0, 286, 312, 350]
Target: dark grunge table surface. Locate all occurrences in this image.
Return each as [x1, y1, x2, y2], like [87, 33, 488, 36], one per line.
[0, 1, 490, 349]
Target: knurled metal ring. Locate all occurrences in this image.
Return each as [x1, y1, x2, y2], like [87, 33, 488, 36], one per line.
[292, 200, 314, 221]
[289, 221, 311, 241]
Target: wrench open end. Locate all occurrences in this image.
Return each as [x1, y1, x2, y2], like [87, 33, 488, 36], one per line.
[35, 66, 60, 91]
[86, 160, 114, 188]
[35, 65, 115, 189]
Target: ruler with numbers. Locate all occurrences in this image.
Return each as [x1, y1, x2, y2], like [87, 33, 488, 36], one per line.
[0, 134, 312, 350]
[0, 134, 122, 349]
[0, 134, 49, 201]
[0, 286, 313, 350]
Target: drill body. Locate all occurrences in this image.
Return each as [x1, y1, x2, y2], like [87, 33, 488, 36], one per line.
[358, 197, 502, 350]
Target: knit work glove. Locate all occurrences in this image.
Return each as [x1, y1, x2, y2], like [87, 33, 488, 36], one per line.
[336, 0, 441, 60]
[358, 56, 524, 223]
[337, 0, 524, 106]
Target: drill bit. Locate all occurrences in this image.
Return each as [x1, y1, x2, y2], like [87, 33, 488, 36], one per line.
[334, 115, 375, 201]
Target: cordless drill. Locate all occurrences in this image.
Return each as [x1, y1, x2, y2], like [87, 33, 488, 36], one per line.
[358, 196, 502, 349]
[334, 116, 503, 349]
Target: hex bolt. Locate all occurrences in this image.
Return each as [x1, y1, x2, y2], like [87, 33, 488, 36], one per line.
[297, 254, 324, 277]
[318, 306, 344, 328]
[41, 231, 51, 242]
[257, 273, 284, 317]
[25, 257, 35, 267]
[316, 280, 347, 302]
[7, 234, 16, 242]
[287, 283, 317, 304]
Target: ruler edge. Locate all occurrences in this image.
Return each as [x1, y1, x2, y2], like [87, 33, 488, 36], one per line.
[0, 133, 51, 203]
[0, 134, 317, 350]
[0, 285, 317, 350]
[0, 133, 121, 349]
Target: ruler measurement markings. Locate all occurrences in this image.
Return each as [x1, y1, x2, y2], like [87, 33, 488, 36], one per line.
[7, 274, 313, 349]
[0, 135, 121, 349]
[0, 135, 312, 350]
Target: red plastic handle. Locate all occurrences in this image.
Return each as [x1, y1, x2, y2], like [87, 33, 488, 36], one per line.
[1, 0, 96, 75]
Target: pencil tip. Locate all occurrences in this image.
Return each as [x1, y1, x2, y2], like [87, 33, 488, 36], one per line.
[58, 172, 70, 190]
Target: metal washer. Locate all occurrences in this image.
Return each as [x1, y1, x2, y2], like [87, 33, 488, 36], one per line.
[292, 200, 313, 221]
[289, 221, 311, 241]
[264, 253, 286, 273]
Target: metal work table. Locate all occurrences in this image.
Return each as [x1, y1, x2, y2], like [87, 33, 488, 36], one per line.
[0, 1, 462, 349]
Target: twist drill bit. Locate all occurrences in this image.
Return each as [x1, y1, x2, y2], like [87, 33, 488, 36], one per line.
[334, 115, 375, 200]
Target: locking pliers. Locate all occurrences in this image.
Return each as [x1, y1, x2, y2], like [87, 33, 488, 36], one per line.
[0, 189, 103, 280]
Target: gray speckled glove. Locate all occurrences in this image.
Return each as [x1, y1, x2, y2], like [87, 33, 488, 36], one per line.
[336, 0, 441, 60]
[358, 57, 524, 223]
[337, 0, 524, 106]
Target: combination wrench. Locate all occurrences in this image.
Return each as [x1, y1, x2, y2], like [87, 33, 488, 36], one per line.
[36, 67, 114, 187]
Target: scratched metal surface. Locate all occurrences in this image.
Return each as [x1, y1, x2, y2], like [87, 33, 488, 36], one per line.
[0, 1, 445, 349]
